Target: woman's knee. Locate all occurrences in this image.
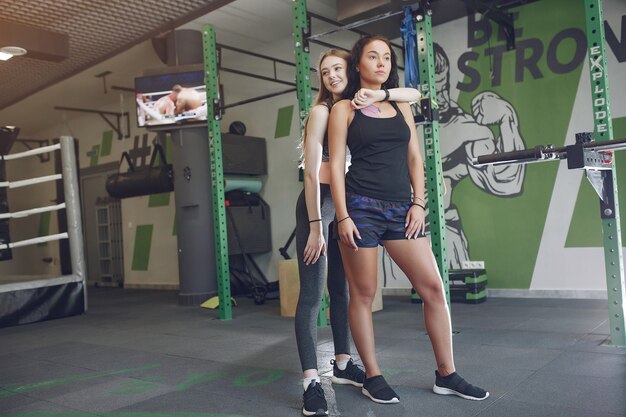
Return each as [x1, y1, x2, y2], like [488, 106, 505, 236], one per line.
[417, 280, 446, 304]
[349, 286, 377, 305]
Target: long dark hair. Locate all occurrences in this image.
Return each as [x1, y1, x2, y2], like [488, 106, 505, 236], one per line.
[343, 35, 399, 100]
[299, 49, 350, 168]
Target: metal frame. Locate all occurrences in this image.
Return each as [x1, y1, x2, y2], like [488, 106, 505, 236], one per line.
[306, 12, 405, 71]
[583, 0, 625, 346]
[307, 11, 404, 51]
[292, 0, 329, 327]
[308, 9, 404, 42]
[54, 106, 130, 139]
[202, 24, 232, 321]
[415, 8, 451, 305]
[198, 24, 321, 320]
[216, 43, 315, 110]
[472, 0, 625, 347]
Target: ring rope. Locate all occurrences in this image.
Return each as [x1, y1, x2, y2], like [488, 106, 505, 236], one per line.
[0, 232, 69, 250]
[1, 143, 60, 161]
[0, 203, 66, 220]
[0, 174, 63, 189]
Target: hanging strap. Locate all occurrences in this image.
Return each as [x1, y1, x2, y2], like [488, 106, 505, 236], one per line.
[118, 151, 135, 173]
[117, 143, 168, 174]
[148, 143, 168, 168]
[401, 6, 419, 88]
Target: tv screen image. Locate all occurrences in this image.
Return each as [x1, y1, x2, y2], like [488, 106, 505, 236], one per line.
[135, 71, 207, 127]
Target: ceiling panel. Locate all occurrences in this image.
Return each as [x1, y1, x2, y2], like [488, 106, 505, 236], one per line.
[0, 0, 235, 110]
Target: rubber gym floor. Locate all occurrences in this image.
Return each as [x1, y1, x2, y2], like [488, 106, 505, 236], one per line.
[1, 287, 625, 417]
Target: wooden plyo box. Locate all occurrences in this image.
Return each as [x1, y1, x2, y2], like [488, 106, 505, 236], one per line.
[278, 259, 383, 318]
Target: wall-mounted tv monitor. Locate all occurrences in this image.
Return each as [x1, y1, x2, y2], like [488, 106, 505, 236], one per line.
[135, 70, 207, 128]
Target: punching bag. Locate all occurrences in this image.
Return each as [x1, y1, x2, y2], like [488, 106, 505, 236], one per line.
[106, 143, 173, 199]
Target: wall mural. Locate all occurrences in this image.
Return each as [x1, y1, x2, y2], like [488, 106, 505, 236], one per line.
[382, 0, 626, 291]
[435, 43, 527, 268]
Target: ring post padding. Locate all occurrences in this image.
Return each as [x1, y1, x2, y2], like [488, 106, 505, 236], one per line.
[60, 136, 88, 311]
[202, 24, 232, 321]
[415, 12, 451, 306]
[584, 0, 625, 346]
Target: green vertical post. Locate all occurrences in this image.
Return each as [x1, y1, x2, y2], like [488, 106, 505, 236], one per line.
[292, 0, 327, 327]
[292, 0, 313, 128]
[415, 13, 450, 305]
[584, 0, 625, 346]
[202, 24, 232, 321]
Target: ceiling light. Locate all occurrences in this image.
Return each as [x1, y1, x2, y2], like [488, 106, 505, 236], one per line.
[0, 20, 68, 62]
[0, 46, 27, 61]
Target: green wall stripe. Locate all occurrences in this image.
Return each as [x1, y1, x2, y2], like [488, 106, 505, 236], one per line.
[148, 192, 170, 207]
[89, 145, 100, 167]
[274, 105, 294, 138]
[36, 212, 51, 246]
[566, 117, 626, 247]
[131, 225, 153, 271]
[101, 131, 113, 157]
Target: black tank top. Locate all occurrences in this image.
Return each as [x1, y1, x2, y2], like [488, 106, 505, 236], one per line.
[345, 101, 411, 201]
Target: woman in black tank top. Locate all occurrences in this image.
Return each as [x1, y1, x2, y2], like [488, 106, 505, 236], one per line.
[328, 35, 489, 404]
[294, 48, 424, 416]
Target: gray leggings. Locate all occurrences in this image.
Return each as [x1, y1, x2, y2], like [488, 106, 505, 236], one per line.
[294, 184, 350, 372]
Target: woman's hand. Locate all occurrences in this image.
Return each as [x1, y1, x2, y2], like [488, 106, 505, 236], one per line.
[303, 228, 326, 265]
[338, 218, 361, 250]
[351, 88, 383, 109]
[405, 205, 426, 239]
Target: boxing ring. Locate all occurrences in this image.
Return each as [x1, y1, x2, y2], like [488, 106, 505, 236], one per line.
[0, 136, 87, 327]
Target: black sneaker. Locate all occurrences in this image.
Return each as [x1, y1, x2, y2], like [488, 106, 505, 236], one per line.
[433, 371, 489, 401]
[330, 358, 365, 387]
[361, 375, 400, 404]
[302, 380, 328, 416]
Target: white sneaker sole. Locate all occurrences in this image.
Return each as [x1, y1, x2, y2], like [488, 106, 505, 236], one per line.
[361, 387, 400, 404]
[331, 375, 363, 387]
[433, 385, 490, 401]
[302, 407, 328, 416]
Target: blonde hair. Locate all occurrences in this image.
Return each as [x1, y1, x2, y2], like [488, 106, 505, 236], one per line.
[299, 49, 350, 168]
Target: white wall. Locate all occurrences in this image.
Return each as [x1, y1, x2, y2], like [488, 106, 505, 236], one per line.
[2, 0, 626, 300]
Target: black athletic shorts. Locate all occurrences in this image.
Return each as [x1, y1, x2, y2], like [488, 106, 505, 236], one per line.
[336, 192, 426, 248]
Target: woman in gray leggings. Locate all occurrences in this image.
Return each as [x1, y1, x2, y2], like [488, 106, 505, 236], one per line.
[294, 48, 422, 416]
